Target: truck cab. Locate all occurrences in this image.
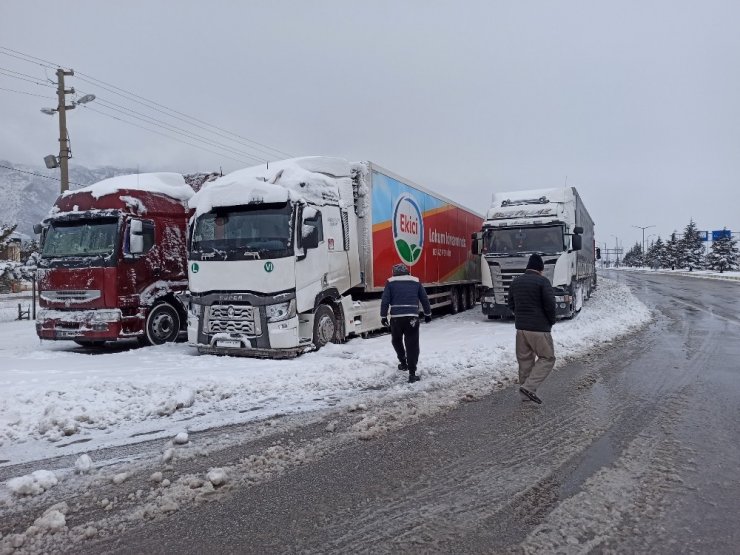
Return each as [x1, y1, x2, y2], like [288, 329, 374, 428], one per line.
[35, 173, 193, 346]
[472, 188, 596, 319]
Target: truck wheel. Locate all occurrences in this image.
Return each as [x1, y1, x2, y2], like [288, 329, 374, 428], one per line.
[143, 302, 181, 345]
[312, 305, 337, 349]
[450, 288, 460, 314]
[465, 286, 474, 310]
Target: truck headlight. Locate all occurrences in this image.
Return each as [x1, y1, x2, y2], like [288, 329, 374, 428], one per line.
[266, 300, 296, 323]
[91, 310, 121, 322]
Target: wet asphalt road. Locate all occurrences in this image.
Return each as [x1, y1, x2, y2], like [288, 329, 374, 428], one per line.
[81, 272, 740, 554]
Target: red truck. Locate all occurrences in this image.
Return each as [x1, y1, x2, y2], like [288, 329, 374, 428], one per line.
[35, 173, 194, 346]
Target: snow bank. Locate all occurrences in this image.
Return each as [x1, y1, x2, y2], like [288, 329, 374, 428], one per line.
[0, 279, 650, 467]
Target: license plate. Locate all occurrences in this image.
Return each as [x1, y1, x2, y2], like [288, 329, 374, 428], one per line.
[58, 330, 82, 338]
[216, 340, 242, 348]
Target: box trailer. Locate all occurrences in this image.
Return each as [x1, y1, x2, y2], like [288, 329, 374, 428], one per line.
[187, 157, 483, 357]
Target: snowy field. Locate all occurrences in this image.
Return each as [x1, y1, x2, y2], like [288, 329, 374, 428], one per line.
[0, 278, 651, 476]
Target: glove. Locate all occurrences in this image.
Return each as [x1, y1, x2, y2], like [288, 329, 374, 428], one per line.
[381, 317, 389, 327]
[424, 315, 432, 324]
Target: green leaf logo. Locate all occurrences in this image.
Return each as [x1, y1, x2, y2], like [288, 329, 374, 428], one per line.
[190, 262, 199, 274]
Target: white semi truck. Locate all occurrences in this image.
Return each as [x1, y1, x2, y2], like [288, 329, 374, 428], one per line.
[187, 157, 482, 357]
[471, 187, 597, 319]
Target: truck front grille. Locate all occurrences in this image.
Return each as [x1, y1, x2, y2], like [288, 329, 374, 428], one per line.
[206, 304, 260, 336]
[41, 290, 101, 302]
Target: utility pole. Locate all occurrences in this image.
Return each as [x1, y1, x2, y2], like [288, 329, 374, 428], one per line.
[42, 70, 95, 193]
[632, 224, 655, 261]
[56, 68, 75, 193]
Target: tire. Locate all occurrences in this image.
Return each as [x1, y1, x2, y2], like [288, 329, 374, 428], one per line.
[450, 287, 460, 314]
[312, 304, 337, 349]
[142, 302, 181, 345]
[465, 286, 474, 310]
[74, 339, 105, 347]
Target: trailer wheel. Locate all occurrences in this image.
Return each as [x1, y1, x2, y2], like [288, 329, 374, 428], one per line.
[450, 287, 460, 314]
[312, 304, 337, 349]
[142, 302, 181, 345]
[465, 286, 474, 310]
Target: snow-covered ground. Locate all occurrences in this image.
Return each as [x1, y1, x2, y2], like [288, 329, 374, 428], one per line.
[0, 278, 651, 477]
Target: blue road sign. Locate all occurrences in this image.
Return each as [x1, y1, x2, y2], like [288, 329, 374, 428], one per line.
[698, 230, 709, 242]
[712, 229, 732, 241]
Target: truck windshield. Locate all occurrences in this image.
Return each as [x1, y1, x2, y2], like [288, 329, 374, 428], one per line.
[483, 225, 564, 255]
[42, 219, 119, 258]
[191, 203, 294, 260]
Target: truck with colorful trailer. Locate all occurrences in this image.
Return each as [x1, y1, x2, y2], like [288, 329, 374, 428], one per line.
[186, 157, 483, 357]
[35, 173, 194, 346]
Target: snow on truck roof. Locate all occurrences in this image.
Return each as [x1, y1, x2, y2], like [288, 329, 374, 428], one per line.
[486, 187, 575, 222]
[64, 172, 194, 201]
[189, 157, 351, 216]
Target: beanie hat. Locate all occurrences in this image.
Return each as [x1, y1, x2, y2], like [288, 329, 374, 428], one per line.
[392, 263, 410, 276]
[526, 253, 545, 272]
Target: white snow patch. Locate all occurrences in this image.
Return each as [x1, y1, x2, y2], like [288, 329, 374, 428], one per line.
[6, 470, 58, 496]
[74, 453, 93, 474]
[206, 468, 228, 487]
[64, 172, 193, 201]
[173, 432, 189, 445]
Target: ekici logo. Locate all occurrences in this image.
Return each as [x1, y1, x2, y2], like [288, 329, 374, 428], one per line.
[392, 194, 424, 265]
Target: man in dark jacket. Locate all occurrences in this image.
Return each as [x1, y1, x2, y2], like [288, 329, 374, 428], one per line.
[380, 263, 432, 383]
[507, 253, 557, 404]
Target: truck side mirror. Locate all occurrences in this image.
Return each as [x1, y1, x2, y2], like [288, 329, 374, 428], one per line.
[33, 223, 43, 235]
[573, 226, 584, 235]
[471, 232, 481, 255]
[571, 234, 583, 251]
[129, 219, 144, 254]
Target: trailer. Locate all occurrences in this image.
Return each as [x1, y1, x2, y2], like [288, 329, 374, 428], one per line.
[471, 187, 597, 319]
[187, 157, 483, 357]
[35, 173, 194, 346]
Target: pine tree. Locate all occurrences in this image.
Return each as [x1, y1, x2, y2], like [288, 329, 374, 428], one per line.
[622, 242, 643, 267]
[0, 223, 17, 246]
[645, 237, 664, 269]
[20, 239, 40, 264]
[706, 230, 738, 273]
[665, 232, 680, 269]
[678, 219, 705, 270]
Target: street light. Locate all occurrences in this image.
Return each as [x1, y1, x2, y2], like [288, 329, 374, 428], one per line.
[632, 224, 655, 258]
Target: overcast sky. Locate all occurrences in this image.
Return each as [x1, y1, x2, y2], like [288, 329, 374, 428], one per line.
[2, 0, 739, 250]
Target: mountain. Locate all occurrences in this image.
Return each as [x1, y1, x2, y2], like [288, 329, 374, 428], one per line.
[0, 162, 219, 237]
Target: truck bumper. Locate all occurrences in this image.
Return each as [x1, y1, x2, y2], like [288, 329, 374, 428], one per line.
[195, 316, 308, 358]
[36, 309, 124, 341]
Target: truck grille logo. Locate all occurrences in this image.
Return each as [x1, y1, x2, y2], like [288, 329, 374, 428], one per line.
[264, 261, 274, 272]
[392, 194, 424, 266]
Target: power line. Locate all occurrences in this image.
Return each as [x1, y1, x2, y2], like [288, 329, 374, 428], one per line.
[80, 105, 263, 166]
[0, 87, 55, 99]
[0, 45, 294, 164]
[0, 164, 81, 187]
[81, 91, 268, 164]
[75, 74, 293, 160]
[0, 46, 60, 70]
[0, 68, 53, 88]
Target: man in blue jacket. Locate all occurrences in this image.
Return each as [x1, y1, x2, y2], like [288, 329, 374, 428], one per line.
[380, 263, 432, 383]
[507, 253, 557, 404]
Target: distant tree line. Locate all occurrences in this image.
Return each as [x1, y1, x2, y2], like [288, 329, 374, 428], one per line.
[621, 219, 739, 273]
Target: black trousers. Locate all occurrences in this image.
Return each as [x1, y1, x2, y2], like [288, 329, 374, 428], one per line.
[390, 316, 420, 371]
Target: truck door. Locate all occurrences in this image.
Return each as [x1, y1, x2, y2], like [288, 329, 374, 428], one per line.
[295, 208, 329, 312]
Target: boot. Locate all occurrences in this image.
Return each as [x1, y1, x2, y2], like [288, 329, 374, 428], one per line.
[408, 370, 420, 383]
[398, 360, 408, 371]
